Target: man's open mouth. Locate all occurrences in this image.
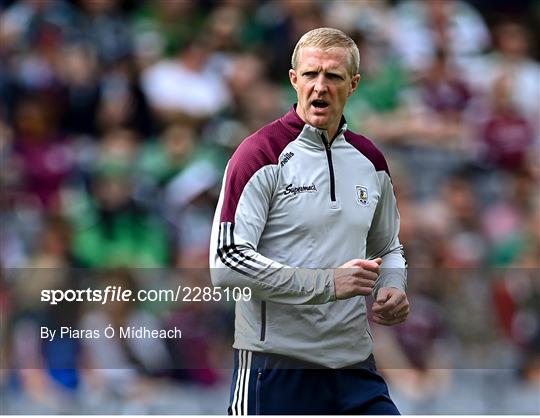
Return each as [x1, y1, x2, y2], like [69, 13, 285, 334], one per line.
[312, 99, 329, 109]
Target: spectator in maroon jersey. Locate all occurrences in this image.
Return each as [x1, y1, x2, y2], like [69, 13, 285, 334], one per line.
[477, 76, 534, 172]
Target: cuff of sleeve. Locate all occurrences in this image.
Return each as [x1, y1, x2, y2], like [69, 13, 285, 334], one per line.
[312, 269, 336, 304]
[374, 269, 407, 297]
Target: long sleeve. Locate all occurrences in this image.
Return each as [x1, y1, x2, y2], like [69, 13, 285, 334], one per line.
[209, 159, 336, 305]
[366, 171, 407, 296]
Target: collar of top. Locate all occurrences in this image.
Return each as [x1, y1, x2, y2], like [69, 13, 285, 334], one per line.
[281, 105, 348, 149]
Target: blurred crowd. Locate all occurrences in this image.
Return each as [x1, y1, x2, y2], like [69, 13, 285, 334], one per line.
[0, 0, 539, 414]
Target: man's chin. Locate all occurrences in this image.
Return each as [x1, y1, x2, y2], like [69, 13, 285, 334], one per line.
[306, 113, 329, 126]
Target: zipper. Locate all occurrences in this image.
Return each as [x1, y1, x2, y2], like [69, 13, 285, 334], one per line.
[255, 369, 263, 414]
[260, 301, 266, 341]
[321, 132, 336, 202]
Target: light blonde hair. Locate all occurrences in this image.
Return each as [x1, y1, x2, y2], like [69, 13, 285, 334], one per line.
[291, 27, 360, 76]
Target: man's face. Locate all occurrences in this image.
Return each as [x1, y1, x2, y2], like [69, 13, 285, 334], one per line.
[289, 47, 360, 136]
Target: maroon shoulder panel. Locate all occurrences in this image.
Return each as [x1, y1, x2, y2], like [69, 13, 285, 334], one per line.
[344, 130, 390, 176]
[220, 109, 302, 222]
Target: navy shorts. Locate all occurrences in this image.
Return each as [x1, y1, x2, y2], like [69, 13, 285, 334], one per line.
[228, 349, 399, 415]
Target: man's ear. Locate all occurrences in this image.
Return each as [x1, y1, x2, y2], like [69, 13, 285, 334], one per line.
[348, 74, 361, 97]
[289, 69, 298, 91]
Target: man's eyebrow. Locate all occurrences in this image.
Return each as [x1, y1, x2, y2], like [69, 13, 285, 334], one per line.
[300, 69, 344, 76]
[300, 70, 319, 78]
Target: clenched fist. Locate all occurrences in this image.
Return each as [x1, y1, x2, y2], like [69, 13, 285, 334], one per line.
[372, 287, 409, 326]
[334, 258, 383, 299]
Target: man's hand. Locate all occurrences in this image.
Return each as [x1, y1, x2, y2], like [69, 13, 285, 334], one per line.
[372, 287, 409, 326]
[334, 258, 383, 299]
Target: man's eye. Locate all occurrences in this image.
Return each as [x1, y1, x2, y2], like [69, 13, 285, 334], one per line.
[327, 74, 343, 80]
[303, 72, 317, 78]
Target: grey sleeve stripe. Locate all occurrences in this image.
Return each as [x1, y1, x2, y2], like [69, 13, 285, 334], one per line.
[217, 222, 272, 279]
[216, 224, 258, 277]
[229, 223, 267, 268]
[219, 224, 263, 273]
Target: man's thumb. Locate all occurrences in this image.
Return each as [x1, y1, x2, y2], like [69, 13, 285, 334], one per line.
[376, 287, 391, 303]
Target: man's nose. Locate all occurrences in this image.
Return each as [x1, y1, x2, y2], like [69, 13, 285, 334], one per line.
[314, 74, 328, 94]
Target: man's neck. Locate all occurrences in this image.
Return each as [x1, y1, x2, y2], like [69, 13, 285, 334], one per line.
[326, 124, 339, 143]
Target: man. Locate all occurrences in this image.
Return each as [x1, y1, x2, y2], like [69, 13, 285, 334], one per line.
[210, 27, 409, 415]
